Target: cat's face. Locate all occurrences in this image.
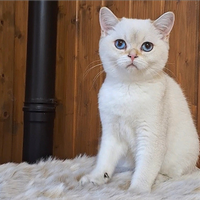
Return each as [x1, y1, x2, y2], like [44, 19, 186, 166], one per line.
[99, 8, 175, 82]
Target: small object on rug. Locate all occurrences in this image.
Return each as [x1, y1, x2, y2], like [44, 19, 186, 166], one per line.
[104, 172, 109, 179]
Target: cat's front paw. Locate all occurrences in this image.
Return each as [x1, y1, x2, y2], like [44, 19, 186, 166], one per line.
[79, 172, 109, 186]
[79, 174, 91, 185]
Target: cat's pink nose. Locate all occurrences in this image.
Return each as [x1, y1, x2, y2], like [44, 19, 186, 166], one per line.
[128, 54, 138, 61]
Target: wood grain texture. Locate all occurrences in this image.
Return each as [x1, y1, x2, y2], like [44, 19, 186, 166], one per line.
[130, 1, 164, 19]
[104, 1, 130, 18]
[197, 1, 200, 168]
[0, 2, 15, 163]
[0, 2, 3, 163]
[164, 1, 199, 122]
[74, 1, 102, 156]
[12, 1, 28, 163]
[54, 1, 77, 159]
[0, 1, 199, 164]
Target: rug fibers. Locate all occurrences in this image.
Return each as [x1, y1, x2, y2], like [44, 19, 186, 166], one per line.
[0, 155, 200, 200]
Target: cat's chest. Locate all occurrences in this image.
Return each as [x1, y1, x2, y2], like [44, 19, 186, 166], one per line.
[99, 85, 145, 115]
[98, 80, 163, 117]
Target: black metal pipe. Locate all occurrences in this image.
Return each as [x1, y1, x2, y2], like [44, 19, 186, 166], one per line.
[23, 0, 58, 163]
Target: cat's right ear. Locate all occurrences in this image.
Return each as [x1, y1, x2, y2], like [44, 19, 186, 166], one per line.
[153, 12, 175, 40]
[99, 7, 119, 37]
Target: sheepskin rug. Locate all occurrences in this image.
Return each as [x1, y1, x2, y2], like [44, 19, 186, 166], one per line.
[0, 155, 200, 200]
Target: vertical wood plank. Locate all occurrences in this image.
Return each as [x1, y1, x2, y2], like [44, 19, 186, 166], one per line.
[0, 1, 3, 163]
[103, 1, 130, 18]
[0, 2, 3, 163]
[130, 1, 164, 19]
[197, 2, 200, 134]
[0, 1, 198, 162]
[165, 1, 199, 121]
[0, 1, 15, 163]
[54, 1, 77, 159]
[163, 1, 178, 80]
[12, 1, 28, 162]
[74, 1, 102, 156]
[197, 1, 200, 167]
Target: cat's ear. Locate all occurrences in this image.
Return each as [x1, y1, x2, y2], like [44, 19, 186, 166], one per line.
[153, 12, 175, 39]
[99, 7, 119, 36]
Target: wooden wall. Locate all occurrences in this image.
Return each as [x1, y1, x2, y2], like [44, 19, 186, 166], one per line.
[0, 1, 27, 163]
[0, 1, 200, 164]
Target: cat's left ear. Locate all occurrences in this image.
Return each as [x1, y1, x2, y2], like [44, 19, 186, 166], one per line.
[99, 7, 119, 36]
[153, 12, 175, 39]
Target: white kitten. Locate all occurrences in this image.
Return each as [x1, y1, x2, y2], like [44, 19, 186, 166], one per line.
[80, 7, 200, 193]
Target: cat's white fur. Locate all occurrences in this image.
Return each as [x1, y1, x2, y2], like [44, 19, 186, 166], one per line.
[80, 7, 200, 193]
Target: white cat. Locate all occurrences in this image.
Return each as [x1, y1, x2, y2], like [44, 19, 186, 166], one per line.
[80, 7, 200, 193]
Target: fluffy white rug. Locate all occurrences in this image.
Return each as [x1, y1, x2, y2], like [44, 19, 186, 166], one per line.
[0, 155, 200, 200]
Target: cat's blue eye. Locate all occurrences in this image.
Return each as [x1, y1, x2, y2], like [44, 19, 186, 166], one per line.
[115, 39, 126, 50]
[141, 42, 154, 52]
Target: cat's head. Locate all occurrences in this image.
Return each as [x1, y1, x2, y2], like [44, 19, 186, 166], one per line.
[99, 7, 175, 82]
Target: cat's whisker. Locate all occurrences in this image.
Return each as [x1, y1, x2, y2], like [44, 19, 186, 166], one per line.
[90, 70, 105, 90]
[84, 60, 102, 71]
[86, 59, 102, 69]
[164, 67, 176, 78]
[83, 59, 103, 74]
[84, 60, 117, 79]
[83, 63, 103, 80]
[148, 68, 164, 79]
[166, 62, 175, 65]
